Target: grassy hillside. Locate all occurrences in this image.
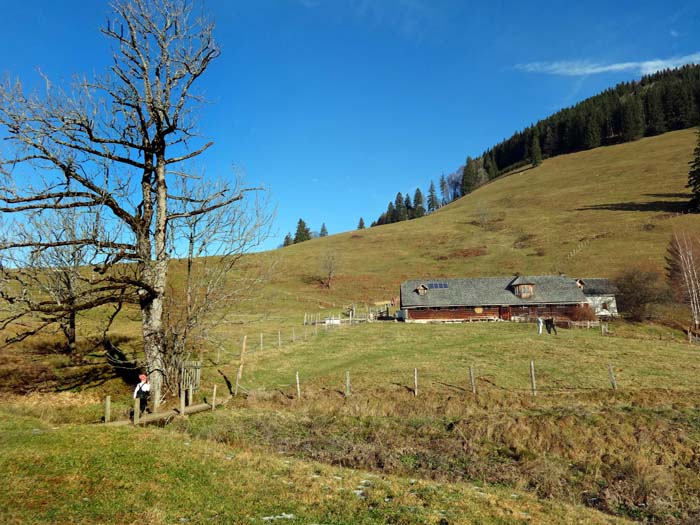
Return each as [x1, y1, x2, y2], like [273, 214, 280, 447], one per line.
[250, 129, 696, 318]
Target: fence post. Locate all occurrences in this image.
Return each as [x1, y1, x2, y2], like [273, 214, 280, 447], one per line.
[608, 364, 618, 390]
[187, 386, 194, 406]
[180, 388, 186, 415]
[469, 367, 476, 395]
[241, 335, 247, 369]
[278, 331, 281, 348]
[133, 397, 140, 424]
[104, 395, 111, 423]
[345, 370, 351, 398]
[296, 371, 301, 399]
[212, 385, 217, 410]
[530, 361, 537, 396]
[414, 368, 418, 397]
[234, 364, 242, 397]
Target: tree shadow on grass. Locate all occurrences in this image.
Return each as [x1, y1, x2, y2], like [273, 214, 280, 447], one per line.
[577, 199, 690, 213]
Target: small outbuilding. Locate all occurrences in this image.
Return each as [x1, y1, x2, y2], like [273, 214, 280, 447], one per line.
[399, 275, 592, 323]
[575, 278, 619, 319]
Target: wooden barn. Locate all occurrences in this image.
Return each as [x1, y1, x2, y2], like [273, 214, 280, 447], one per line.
[398, 275, 592, 323]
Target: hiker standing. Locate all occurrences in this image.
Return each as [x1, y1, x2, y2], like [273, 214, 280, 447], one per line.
[545, 318, 552, 334]
[133, 374, 150, 415]
[550, 317, 557, 335]
[537, 317, 544, 335]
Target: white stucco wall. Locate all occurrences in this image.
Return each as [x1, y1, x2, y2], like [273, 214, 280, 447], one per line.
[586, 295, 618, 317]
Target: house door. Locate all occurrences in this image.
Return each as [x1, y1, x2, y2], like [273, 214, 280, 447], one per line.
[500, 306, 511, 320]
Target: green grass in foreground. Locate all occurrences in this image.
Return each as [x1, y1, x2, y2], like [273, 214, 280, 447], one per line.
[0, 411, 629, 524]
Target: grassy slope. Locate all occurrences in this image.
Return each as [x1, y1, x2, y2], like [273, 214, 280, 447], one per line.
[0, 410, 629, 524]
[257, 128, 696, 310]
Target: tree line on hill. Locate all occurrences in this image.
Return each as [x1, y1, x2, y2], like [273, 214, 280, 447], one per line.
[371, 64, 700, 226]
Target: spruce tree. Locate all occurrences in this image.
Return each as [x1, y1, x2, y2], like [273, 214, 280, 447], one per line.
[644, 88, 666, 136]
[584, 111, 602, 149]
[394, 192, 407, 222]
[357, 217, 365, 229]
[485, 153, 498, 180]
[283, 233, 293, 247]
[688, 128, 700, 211]
[404, 193, 413, 219]
[319, 223, 328, 237]
[427, 181, 439, 212]
[530, 135, 542, 167]
[461, 156, 478, 195]
[386, 202, 395, 224]
[293, 218, 311, 243]
[413, 188, 426, 218]
[621, 96, 645, 142]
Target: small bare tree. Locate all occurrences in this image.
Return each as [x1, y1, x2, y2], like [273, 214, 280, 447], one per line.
[321, 251, 338, 289]
[0, 206, 133, 353]
[0, 0, 266, 397]
[163, 174, 272, 388]
[666, 232, 700, 330]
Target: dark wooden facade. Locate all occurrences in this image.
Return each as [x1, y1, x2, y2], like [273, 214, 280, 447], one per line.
[405, 304, 586, 322]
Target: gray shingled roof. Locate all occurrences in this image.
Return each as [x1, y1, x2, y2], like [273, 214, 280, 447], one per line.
[578, 278, 618, 296]
[400, 275, 587, 308]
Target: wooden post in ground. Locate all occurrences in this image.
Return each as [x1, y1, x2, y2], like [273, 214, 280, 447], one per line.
[414, 368, 418, 397]
[345, 370, 351, 398]
[212, 385, 217, 410]
[530, 361, 537, 396]
[187, 386, 194, 407]
[180, 388, 186, 415]
[278, 331, 281, 348]
[296, 371, 301, 399]
[234, 365, 242, 396]
[104, 396, 111, 423]
[608, 364, 618, 390]
[241, 335, 247, 368]
[133, 398, 140, 424]
[469, 367, 476, 395]
[304, 313, 307, 325]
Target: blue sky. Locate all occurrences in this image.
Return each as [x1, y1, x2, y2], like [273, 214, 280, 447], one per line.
[3, 0, 700, 250]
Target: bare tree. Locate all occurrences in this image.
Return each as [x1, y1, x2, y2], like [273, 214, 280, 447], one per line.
[163, 174, 272, 388]
[666, 232, 700, 330]
[0, 206, 133, 353]
[0, 0, 265, 396]
[321, 251, 338, 289]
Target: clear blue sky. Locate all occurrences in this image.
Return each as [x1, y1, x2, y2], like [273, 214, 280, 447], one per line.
[3, 1, 700, 250]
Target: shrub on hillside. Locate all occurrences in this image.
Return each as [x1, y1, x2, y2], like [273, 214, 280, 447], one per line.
[615, 269, 668, 321]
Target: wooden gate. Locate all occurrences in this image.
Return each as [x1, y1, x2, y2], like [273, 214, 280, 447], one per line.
[181, 360, 202, 392]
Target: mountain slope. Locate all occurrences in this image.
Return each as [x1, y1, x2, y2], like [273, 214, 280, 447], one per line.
[259, 128, 696, 314]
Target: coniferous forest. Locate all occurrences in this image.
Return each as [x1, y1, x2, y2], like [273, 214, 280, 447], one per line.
[372, 64, 700, 226]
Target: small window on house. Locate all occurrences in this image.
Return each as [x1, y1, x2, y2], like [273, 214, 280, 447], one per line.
[602, 302, 609, 310]
[515, 284, 534, 299]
